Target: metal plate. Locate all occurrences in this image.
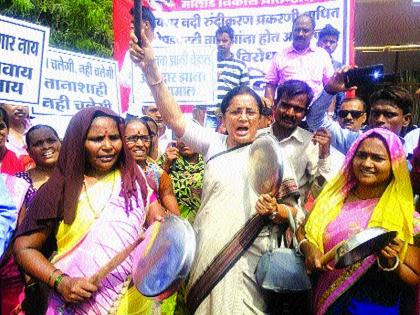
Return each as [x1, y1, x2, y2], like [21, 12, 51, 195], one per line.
[132, 215, 197, 299]
[248, 134, 284, 195]
[335, 227, 397, 268]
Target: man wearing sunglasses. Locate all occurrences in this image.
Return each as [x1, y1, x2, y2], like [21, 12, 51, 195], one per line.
[337, 98, 367, 132]
[306, 66, 413, 156]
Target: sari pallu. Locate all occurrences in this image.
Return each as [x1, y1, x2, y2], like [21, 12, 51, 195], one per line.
[46, 170, 152, 315]
[186, 144, 300, 314]
[314, 207, 420, 315]
[313, 199, 420, 315]
[305, 128, 418, 315]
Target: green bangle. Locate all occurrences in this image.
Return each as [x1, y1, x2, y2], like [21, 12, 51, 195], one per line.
[48, 268, 60, 287]
[53, 273, 68, 291]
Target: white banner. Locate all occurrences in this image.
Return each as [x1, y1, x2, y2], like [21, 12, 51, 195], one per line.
[132, 45, 217, 105]
[0, 15, 50, 106]
[153, 0, 352, 93]
[35, 47, 121, 116]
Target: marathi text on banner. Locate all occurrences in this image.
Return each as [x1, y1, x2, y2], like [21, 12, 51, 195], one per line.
[35, 47, 120, 117]
[0, 15, 49, 106]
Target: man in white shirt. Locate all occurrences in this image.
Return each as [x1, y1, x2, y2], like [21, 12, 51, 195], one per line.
[261, 80, 344, 209]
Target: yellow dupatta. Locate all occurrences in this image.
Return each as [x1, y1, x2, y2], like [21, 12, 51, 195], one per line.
[305, 128, 414, 260]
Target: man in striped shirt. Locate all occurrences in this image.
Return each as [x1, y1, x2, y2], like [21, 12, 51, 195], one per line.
[215, 25, 250, 106]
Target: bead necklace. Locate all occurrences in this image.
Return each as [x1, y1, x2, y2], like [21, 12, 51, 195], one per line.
[83, 171, 116, 219]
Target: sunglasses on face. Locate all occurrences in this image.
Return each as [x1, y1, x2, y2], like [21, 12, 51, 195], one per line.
[337, 110, 364, 119]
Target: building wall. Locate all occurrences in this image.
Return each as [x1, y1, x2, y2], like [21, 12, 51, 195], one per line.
[355, 0, 420, 73]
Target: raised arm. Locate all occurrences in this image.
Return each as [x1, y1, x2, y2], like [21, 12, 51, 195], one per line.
[307, 66, 359, 155]
[129, 32, 186, 138]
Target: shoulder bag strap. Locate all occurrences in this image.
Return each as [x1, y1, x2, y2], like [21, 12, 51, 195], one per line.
[186, 213, 268, 314]
[284, 205, 299, 249]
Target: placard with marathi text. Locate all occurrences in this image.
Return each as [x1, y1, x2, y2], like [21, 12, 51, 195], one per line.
[0, 15, 50, 106]
[35, 47, 121, 116]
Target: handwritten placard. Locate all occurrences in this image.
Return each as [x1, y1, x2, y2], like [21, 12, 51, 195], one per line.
[35, 47, 121, 116]
[130, 44, 217, 105]
[0, 15, 49, 106]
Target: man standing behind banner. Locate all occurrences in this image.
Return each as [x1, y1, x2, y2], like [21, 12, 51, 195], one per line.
[264, 14, 334, 105]
[119, 6, 157, 117]
[215, 25, 250, 106]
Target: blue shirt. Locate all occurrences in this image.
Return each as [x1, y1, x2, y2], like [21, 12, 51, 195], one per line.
[306, 90, 408, 157]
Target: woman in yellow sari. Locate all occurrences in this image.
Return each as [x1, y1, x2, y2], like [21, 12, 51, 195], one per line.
[298, 128, 420, 315]
[14, 107, 152, 314]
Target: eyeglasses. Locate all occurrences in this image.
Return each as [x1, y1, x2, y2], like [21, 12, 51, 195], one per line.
[226, 108, 259, 119]
[337, 110, 365, 119]
[125, 135, 152, 144]
[0, 122, 7, 130]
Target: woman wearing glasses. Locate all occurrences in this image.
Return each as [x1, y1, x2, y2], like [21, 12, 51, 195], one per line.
[125, 117, 179, 218]
[129, 32, 301, 314]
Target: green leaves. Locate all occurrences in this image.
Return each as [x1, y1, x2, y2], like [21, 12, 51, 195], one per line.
[0, 0, 113, 57]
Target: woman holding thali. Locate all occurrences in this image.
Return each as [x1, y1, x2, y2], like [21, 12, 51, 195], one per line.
[298, 128, 420, 315]
[129, 32, 303, 314]
[13, 107, 153, 314]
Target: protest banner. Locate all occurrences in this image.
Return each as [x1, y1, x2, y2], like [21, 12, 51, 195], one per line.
[28, 48, 120, 137]
[120, 44, 217, 108]
[0, 15, 50, 106]
[34, 47, 120, 116]
[113, 0, 354, 112]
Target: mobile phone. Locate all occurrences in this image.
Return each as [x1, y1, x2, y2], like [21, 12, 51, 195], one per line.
[345, 64, 384, 88]
[133, 0, 142, 47]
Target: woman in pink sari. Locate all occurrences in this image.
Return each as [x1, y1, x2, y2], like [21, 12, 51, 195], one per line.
[298, 128, 419, 315]
[14, 107, 152, 314]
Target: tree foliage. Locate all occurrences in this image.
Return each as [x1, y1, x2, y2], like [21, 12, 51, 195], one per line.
[0, 0, 113, 57]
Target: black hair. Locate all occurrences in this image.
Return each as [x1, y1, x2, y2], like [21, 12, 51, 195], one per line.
[275, 80, 314, 110]
[341, 97, 366, 111]
[261, 107, 273, 117]
[0, 107, 9, 129]
[318, 24, 340, 40]
[125, 116, 158, 137]
[220, 86, 263, 115]
[215, 25, 235, 41]
[26, 124, 60, 148]
[293, 13, 316, 31]
[369, 86, 413, 114]
[130, 6, 157, 30]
